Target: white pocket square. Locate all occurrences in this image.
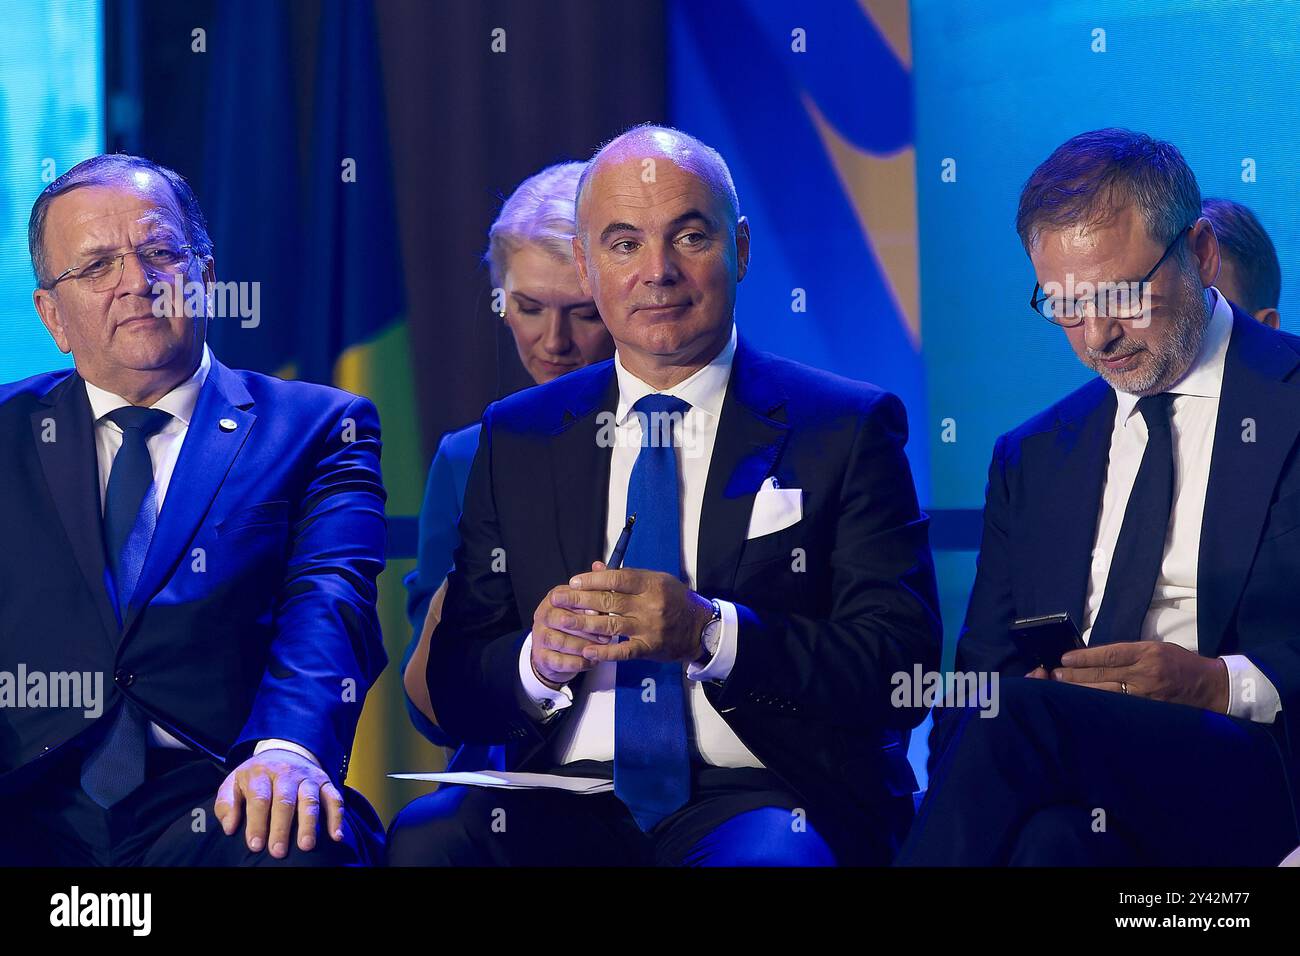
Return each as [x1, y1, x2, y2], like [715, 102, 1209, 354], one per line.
[746, 478, 803, 539]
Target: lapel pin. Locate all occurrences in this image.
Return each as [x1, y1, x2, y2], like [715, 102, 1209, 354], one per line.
[218, 418, 238, 432]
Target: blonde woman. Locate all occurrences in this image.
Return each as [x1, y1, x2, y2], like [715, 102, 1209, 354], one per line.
[400, 162, 613, 765]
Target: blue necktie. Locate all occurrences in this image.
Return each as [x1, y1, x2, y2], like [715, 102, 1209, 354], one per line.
[81, 405, 172, 807]
[1090, 393, 1175, 646]
[615, 393, 692, 831]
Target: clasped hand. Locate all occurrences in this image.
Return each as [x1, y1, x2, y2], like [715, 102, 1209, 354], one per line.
[529, 561, 714, 687]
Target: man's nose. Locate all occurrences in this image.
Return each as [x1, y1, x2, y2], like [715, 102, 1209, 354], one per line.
[641, 242, 681, 285]
[117, 250, 156, 296]
[1081, 310, 1123, 352]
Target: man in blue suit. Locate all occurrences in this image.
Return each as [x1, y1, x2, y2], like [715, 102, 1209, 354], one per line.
[0, 155, 387, 865]
[387, 126, 941, 866]
[899, 129, 1300, 866]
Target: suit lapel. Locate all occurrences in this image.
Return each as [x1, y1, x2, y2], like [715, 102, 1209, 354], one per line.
[1027, 378, 1115, 630]
[550, 364, 618, 577]
[697, 339, 790, 596]
[1198, 307, 1300, 656]
[121, 359, 256, 636]
[30, 373, 120, 648]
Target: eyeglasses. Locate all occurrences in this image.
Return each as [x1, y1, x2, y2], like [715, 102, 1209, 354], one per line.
[45, 241, 197, 293]
[1028, 224, 1193, 327]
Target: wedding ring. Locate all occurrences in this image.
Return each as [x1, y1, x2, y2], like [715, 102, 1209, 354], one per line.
[1120, 680, 1129, 695]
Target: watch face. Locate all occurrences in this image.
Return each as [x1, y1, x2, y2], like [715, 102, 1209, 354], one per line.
[702, 619, 722, 654]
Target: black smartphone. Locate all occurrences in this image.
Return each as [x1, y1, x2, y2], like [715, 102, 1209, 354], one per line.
[1009, 613, 1084, 670]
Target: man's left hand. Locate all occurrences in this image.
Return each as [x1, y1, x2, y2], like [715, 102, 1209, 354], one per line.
[548, 568, 714, 664]
[215, 750, 345, 858]
[1052, 641, 1229, 712]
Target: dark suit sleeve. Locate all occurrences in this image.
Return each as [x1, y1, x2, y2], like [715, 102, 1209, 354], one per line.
[951, 432, 1033, 676]
[232, 396, 388, 782]
[715, 391, 942, 730]
[425, 405, 535, 744]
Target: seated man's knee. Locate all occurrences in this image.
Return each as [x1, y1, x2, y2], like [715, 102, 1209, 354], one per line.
[1009, 804, 1130, 866]
[386, 787, 478, 866]
[941, 676, 1058, 753]
[682, 807, 836, 867]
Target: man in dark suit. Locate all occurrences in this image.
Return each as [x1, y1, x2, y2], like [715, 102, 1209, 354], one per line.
[387, 125, 941, 866]
[899, 129, 1300, 866]
[0, 154, 387, 865]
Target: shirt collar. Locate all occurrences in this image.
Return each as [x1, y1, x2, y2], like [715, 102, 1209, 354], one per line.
[613, 323, 737, 424]
[1114, 287, 1233, 425]
[85, 342, 212, 428]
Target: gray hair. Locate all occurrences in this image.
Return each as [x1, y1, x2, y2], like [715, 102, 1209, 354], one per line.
[484, 161, 587, 289]
[1015, 128, 1201, 255]
[28, 153, 213, 288]
[576, 124, 740, 236]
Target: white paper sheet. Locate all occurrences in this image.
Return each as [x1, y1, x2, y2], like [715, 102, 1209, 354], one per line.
[388, 770, 613, 793]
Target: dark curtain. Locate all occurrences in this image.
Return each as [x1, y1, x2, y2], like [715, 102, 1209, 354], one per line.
[106, 0, 667, 460]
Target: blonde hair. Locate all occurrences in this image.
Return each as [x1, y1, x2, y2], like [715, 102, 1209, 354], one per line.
[485, 161, 586, 289]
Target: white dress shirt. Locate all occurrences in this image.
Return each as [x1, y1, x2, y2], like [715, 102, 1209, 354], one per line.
[517, 323, 763, 767]
[84, 343, 316, 764]
[1080, 288, 1281, 722]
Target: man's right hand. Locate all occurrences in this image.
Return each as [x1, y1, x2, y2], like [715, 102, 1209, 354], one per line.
[530, 561, 613, 687]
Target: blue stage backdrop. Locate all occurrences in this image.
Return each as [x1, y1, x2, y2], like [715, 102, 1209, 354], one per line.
[668, 0, 928, 497]
[0, 0, 102, 384]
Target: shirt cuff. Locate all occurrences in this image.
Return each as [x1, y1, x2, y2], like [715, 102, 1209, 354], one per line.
[687, 599, 738, 683]
[254, 738, 321, 766]
[518, 632, 574, 721]
[1220, 655, 1283, 724]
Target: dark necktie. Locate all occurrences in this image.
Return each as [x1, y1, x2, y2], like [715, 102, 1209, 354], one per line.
[614, 393, 692, 831]
[81, 405, 172, 807]
[1089, 393, 1176, 647]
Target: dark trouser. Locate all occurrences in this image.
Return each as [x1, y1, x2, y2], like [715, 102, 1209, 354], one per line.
[385, 764, 836, 866]
[897, 677, 1300, 866]
[0, 744, 383, 866]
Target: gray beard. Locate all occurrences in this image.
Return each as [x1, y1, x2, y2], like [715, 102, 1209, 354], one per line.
[1096, 282, 1210, 396]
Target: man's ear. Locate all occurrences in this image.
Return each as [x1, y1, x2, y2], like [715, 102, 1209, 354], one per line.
[735, 216, 751, 284]
[32, 287, 71, 353]
[1190, 217, 1221, 289]
[1255, 307, 1281, 330]
[572, 235, 592, 296]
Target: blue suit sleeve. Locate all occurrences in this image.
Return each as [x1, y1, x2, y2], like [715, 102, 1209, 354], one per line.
[400, 425, 478, 746]
[232, 395, 388, 784]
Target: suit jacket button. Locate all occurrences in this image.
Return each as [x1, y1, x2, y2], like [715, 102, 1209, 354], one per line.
[114, 670, 135, 687]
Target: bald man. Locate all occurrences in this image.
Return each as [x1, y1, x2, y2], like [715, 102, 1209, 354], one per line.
[387, 125, 941, 866]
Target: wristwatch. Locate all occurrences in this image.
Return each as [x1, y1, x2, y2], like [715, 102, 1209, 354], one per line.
[695, 598, 723, 666]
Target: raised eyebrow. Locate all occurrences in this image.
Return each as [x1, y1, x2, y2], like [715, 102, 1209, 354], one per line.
[75, 231, 180, 258]
[74, 242, 124, 259]
[598, 221, 641, 244]
[669, 209, 718, 232]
